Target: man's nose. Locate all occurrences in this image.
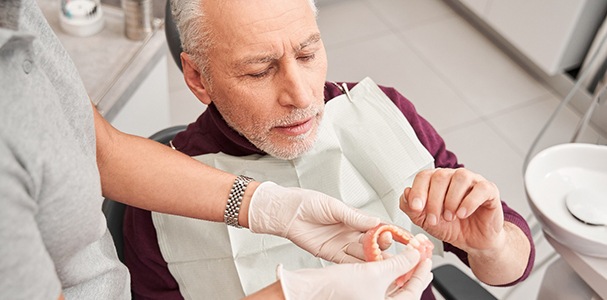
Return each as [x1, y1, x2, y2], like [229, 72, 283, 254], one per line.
[277, 61, 313, 108]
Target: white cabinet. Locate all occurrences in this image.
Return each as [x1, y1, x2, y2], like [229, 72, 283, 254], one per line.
[39, 0, 171, 139]
[457, 0, 607, 75]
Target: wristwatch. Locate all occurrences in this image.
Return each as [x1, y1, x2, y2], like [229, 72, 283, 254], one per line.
[224, 175, 254, 228]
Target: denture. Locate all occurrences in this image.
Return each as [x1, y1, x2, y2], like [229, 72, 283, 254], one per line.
[363, 223, 434, 287]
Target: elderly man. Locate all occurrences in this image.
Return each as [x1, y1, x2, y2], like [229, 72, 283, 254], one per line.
[124, 0, 535, 299]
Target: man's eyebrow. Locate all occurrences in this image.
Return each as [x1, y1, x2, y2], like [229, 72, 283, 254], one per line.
[238, 52, 279, 66]
[234, 33, 322, 68]
[296, 33, 321, 51]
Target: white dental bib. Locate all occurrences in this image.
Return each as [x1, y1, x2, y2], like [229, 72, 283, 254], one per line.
[152, 77, 440, 299]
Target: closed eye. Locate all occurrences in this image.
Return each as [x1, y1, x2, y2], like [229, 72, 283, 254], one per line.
[298, 53, 316, 62]
[248, 67, 273, 78]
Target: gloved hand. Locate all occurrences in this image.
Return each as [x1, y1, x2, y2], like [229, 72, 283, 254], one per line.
[277, 245, 433, 300]
[248, 181, 381, 263]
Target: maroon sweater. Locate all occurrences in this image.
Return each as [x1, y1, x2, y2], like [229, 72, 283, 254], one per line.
[123, 82, 535, 299]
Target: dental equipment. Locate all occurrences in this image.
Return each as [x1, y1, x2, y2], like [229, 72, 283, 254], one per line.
[566, 188, 607, 226]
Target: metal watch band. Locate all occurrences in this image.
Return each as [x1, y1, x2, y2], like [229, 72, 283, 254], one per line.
[224, 175, 254, 228]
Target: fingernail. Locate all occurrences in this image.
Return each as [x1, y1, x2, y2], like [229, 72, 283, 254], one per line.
[426, 214, 437, 226]
[443, 210, 453, 221]
[456, 207, 467, 219]
[411, 198, 423, 210]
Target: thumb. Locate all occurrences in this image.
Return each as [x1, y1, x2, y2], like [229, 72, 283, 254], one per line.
[375, 246, 421, 278]
[389, 258, 433, 300]
[399, 190, 423, 221]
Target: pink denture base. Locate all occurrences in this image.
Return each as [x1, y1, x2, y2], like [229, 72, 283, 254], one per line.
[362, 223, 434, 287]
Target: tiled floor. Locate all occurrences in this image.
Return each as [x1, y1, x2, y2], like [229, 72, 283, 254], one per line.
[165, 0, 605, 298]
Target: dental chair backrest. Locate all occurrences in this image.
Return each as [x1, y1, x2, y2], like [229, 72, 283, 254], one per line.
[164, 0, 183, 72]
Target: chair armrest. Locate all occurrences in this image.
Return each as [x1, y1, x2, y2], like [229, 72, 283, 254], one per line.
[432, 264, 497, 300]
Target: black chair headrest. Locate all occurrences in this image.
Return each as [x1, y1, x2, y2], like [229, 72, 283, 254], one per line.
[165, 0, 183, 72]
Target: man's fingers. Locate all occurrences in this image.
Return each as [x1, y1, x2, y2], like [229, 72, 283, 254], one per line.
[400, 192, 425, 225]
[426, 169, 454, 226]
[458, 181, 500, 219]
[399, 189, 411, 212]
[407, 170, 434, 212]
[443, 168, 476, 221]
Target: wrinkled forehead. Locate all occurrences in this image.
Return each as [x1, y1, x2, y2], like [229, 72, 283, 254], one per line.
[203, 0, 319, 54]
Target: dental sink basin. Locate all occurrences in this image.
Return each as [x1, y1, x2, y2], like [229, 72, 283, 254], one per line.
[525, 143, 607, 258]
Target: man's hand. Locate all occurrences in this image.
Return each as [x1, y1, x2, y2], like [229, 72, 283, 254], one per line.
[400, 168, 505, 255]
[248, 182, 381, 263]
[400, 168, 532, 285]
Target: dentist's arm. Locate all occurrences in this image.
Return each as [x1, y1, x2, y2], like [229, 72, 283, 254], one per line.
[94, 103, 250, 222]
[93, 104, 379, 263]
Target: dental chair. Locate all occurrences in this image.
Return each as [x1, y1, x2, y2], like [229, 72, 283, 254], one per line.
[103, 1, 498, 299]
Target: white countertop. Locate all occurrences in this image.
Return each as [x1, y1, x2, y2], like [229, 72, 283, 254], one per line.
[38, 0, 167, 121]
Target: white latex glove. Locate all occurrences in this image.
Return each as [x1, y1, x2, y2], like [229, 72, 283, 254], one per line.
[278, 245, 433, 300]
[248, 181, 381, 263]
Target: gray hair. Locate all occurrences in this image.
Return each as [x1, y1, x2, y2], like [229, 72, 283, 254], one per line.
[170, 0, 318, 79]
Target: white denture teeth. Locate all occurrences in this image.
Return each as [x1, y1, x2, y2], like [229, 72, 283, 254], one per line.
[409, 238, 420, 247]
[373, 249, 381, 257]
[415, 233, 429, 241]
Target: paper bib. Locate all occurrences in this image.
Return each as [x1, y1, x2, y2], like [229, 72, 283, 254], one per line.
[152, 77, 439, 299]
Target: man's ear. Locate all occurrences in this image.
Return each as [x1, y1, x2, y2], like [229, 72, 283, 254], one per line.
[181, 52, 212, 105]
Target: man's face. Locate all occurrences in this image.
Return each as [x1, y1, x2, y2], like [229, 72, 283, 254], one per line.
[202, 0, 328, 160]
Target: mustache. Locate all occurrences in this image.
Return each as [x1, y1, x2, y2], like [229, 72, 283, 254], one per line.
[271, 104, 323, 127]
